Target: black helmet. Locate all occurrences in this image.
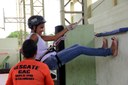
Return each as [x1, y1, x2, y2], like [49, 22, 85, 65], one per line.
[28, 15, 46, 29]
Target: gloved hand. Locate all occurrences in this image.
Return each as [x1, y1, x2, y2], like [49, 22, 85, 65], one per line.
[66, 22, 78, 30]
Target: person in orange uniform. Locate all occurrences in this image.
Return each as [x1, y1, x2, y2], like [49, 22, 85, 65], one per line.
[6, 39, 54, 85]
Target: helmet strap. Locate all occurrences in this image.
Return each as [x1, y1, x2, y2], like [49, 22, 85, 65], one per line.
[33, 26, 37, 33]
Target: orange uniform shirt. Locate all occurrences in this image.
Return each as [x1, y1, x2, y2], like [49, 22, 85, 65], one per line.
[6, 59, 54, 85]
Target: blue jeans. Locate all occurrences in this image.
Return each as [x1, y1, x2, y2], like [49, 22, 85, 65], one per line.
[44, 44, 112, 70]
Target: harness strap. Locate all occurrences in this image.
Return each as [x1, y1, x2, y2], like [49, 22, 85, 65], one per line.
[35, 59, 40, 61]
[55, 55, 62, 67]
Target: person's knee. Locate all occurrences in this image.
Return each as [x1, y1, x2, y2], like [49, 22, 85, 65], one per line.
[73, 44, 80, 47]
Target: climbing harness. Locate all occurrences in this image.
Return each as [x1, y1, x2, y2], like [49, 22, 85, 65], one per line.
[36, 17, 84, 62]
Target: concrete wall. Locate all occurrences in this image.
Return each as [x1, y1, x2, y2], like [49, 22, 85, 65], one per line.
[0, 74, 8, 85]
[91, 0, 113, 16]
[0, 38, 19, 68]
[89, 1, 128, 32]
[89, 0, 128, 33]
[94, 34, 128, 85]
[65, 25, 95, 85]
[89, 1, 128, 85]
[118, 0, 128, 4]
[91, 0, 128, 17]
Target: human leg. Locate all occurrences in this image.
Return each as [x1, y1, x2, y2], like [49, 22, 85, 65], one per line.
[43, 44, 80, 70]
[43, 37, 118, 70]
[57, 45, 111, 65]
[111, 37, 118, 57]
[57, 37, 118, 65]
[43, 55, 59, 70]
[101, 37, 118, 56]
[43, 44, 110, 70]
[64, 44, 79, 49]
[102, 37, 108, 48]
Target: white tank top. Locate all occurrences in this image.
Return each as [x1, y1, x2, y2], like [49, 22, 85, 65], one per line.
[27, 33, 48, 60]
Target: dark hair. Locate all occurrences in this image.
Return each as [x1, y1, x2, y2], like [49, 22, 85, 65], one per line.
[22, 39, 37, 58]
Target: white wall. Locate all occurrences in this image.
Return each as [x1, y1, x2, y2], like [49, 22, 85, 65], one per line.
[95, 33, 128, 85]
[91, 0, 114, 16]
[0, 38, 19, 68]
[91, 0, 128, 17]
[89, 1, 128, 85]
[0, 74, 8, 85]
[118, 0, 128, 5]
[89, 1, 128, 33]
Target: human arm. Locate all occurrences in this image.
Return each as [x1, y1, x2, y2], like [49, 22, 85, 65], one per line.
[42, 22, 78, 41]
[29, 33, 39, 42]
[41, 28, 68, 41]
